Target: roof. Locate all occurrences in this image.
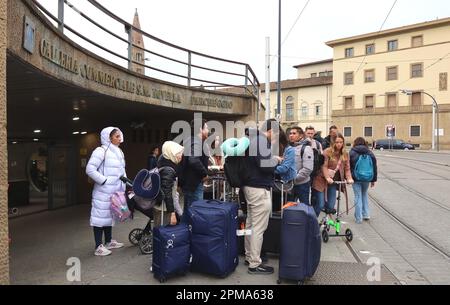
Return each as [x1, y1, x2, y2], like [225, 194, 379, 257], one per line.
[326, 17, 450, 47]
[293, 59, 333, 69]
[260, 76, 332, 92]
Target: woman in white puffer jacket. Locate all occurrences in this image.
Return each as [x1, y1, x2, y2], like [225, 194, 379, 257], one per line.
[86, 127, 127, 256]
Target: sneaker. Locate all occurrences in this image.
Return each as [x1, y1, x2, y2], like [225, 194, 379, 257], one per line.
[105, 240, 124, 249]
[248, 264, 274, 275]
[355, 220, 362, 224]
[94, 244, 112, 256]
[363, 217, 371, 221]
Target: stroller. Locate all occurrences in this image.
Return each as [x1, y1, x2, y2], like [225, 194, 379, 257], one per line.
[120, 176, 155, 255]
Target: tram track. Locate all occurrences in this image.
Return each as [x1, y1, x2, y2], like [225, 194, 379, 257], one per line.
[377, 153, 450, 168]
[369, 192, 450, 260]
[378, 167, 450, 212]
[379, 158, 450, 181]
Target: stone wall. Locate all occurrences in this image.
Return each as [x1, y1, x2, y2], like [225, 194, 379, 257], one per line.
[0, 0, 9, 285]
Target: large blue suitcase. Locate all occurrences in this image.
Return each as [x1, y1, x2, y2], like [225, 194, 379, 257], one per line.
[187, 199, 239, 278]
[152, 223, 191, 283]
[278, 203, 321, 284]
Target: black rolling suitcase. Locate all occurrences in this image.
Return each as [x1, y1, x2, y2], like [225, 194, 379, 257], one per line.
[278, 203, 321, 285]
[262, 180, 293, 255]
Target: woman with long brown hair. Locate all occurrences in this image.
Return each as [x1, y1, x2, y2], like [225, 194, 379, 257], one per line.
[312, 133, 354, 216]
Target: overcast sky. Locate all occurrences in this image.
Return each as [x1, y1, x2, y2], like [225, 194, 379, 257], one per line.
[37, 0, 450, 85]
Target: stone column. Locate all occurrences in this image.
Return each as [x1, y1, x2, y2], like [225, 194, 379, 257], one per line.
[0, 0, 9, 285]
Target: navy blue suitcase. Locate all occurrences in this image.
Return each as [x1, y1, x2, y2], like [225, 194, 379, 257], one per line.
[187, 199, 239, 278]
[278, 203, 321, 285]
[152, 223, 191, 283]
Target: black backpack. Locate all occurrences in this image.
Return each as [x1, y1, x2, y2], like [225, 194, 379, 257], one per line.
[301, 140, 324, 179]
[224, 156, 249, 188]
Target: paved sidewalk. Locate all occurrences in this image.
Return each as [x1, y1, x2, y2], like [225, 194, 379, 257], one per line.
[8, 204, 398, 285]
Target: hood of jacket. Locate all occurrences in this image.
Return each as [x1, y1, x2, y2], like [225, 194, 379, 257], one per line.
[100, 127, 124, 147]
[352, 145, 371, 155]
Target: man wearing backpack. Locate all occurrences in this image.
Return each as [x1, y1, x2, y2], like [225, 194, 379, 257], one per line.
[305, 126, 325, 209]
[289, 127, 313, 205]
[349, 137, 378, 224]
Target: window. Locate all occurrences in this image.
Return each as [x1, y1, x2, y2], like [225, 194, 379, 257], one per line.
[388, 40, 398, 51]
[327, 71, 333, 77]
[301, 104, 308, 118]
[311, 73, 317, 78]
[440, 73, 448, 91]
[387, 93, 397, 108]
[366, 44, 375, 55]
[412, 35, 423, 48]
[286, 103, 294, 121]
[411, 63, 423, 78]
[343, 127, 352, 137]
[410, 125, 421, 137]
[411, 92, 422, 107]
[319, 72, 327, 77]
[345, 47, 354, 58]
[344, 72, 354, 85]
[315, 105, 322, 116]
[364, 69, 375, 83]
[344, 96, 354, 110]
[387, 66, 398, 81]
[364, 127, 373, 137]
[365, 95, 375, 109]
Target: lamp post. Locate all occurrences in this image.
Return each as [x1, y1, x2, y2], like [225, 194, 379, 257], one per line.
[401, 90, 439, 151]
[276, 0, 281, 122]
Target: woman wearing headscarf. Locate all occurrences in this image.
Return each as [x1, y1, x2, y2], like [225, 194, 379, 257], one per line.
[153, 141, 185, 227]
[86, 127, 126, 256]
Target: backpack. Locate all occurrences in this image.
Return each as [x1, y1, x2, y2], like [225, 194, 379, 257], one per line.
[224, 156, 249, 188]
[300, 141, 324, 179]
[353, 154, 374, 182]
[110, 192, 131, 222]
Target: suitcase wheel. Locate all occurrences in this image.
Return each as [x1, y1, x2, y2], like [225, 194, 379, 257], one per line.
[322, 230, 329, 243]
[297, 280, 304, 286]
[277, 279, 282, 285]
[159, 278, 166, 283]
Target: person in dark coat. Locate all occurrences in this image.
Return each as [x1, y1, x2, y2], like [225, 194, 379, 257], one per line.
[349, 137, 378, 224]
[147, 146, 160, 170]
[322, 125, 338, 150]
[153, 141, 184, 226]
[178, 119, 209, 221]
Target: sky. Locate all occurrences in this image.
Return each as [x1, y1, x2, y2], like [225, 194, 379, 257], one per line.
[36, 0, 450, 86]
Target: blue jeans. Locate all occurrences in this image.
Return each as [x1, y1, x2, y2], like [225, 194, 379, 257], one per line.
[182, 183, 204, 222]
[289, 181, 311, 205]
[352, 182, 370, 222]
[314, 185, 337, 217]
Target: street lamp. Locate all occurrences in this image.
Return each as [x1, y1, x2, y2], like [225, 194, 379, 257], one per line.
[400, 90, 439, 151]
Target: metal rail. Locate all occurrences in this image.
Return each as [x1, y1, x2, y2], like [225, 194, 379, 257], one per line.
[31, 0, 260, 99]
[369, 193, 450, 260]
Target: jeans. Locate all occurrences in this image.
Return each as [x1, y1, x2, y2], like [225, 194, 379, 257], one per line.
[352, 182, 370, 222]
[314, 184, 337, 217]
[93, 226, 112, 249]
[289, 181, 311, 205]
[182, 183, 204, 222]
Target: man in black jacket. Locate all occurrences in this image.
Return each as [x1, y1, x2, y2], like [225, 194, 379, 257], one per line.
[179, 119, 209, 221]
[243, 119, 279, 275]
[322, 125, 338, 150]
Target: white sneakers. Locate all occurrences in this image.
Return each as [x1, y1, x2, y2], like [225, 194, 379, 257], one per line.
[105, 240, 124, 250]
[94, 244, 112, 256]
[95, 240, 124, 256]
